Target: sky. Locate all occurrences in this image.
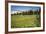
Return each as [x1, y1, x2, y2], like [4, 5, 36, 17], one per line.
[11, 5, 40, 12]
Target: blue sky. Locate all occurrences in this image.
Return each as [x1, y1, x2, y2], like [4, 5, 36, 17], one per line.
[11, 5, 40, 12]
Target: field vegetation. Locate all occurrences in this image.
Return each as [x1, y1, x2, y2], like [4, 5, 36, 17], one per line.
[11, 10, 41, 28]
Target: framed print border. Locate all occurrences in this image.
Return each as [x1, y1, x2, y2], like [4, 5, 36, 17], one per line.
[5, 1, 45, 34]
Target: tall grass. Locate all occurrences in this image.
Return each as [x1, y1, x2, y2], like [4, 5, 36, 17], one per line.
[11, 15, 40, 28]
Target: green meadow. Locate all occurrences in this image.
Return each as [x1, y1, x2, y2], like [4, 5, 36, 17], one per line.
[11, 15, 40, 28]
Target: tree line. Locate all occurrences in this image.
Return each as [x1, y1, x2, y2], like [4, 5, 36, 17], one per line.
[11, 8, 41, 15]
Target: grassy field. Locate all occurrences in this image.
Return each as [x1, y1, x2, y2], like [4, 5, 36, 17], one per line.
[11, 15, 40, 28]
